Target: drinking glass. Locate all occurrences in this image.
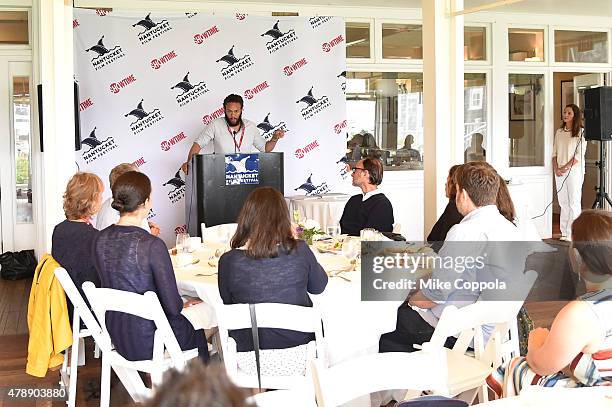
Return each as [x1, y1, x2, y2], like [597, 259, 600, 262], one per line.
[176, 233, 190, 254]
[342, 238, 359, 261]
[326, 225, 341, 239]
[360, 228, 377, 241]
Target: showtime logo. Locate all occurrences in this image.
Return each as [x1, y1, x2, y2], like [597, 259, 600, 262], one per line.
[322, 35, 344, 53]
[203, 106, 225, 125]
[96, 9, 111, 16]
[151, 50, 178, 70]
[194, 25, 220, 44]
[244, 81, 269, 100]
[161, 131, 187, 151]
[334, 119, 348, 134]
[175, 224, 188, 235]
[132, 156, 147, 167]
[235, 13, 247, 20]
[73, 19, 80, 29]
[294, 140, 320, 159]
[79, 98, 94, 112]
[110, 74, 136, 94]
[284, 58, 308, 76]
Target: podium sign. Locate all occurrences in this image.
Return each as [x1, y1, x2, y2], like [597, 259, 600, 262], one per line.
[186, 152, 284, 236]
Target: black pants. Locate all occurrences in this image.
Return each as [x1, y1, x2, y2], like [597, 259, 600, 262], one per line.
[379, 303, 457, 353]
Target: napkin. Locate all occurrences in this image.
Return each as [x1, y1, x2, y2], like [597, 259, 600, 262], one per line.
[181, 302, 216, 330]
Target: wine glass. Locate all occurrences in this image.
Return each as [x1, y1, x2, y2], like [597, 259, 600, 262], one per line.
[176, 233, 190, 254]
[326, 225, 341, 239]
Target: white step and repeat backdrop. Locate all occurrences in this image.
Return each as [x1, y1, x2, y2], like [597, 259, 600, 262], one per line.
[73, 9, 349, 245]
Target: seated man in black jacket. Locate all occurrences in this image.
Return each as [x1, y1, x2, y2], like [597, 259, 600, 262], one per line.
[340, 157, 394, 236]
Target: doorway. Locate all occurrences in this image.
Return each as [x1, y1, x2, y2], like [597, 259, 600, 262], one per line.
[0, 59, 36, 252]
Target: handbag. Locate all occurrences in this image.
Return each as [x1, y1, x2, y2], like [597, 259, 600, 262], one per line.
[0, 250, 37, 280]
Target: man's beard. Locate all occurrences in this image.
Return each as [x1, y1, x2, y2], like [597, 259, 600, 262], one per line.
[225, 114, 242, 128]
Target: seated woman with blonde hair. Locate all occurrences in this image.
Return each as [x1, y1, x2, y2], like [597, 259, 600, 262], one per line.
[52, 172, 104, 316]
[488, 210, 612, 397]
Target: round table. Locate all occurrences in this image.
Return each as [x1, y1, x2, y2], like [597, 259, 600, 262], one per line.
[286, 194, 351, 232]
[173, 240, 400, 366]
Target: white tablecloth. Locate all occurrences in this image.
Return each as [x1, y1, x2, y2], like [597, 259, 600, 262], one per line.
[173, 241, 400, 366]
[286, 194, 351, 232]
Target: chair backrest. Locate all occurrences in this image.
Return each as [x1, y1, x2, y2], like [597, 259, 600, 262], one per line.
[81, 282, 189, 370]
[54, 268, 111, 350]
[427, 270, 538, 367]
[311, 352, 448, 407]
[201, 223, 238, 243]
[217, 303, 324, 390]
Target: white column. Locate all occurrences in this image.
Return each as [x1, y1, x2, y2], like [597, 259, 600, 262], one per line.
[422, 0, 464, 238]
[38, 0, 76, 252]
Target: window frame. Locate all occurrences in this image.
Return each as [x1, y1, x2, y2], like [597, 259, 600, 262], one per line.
[551, 26, 611, 67]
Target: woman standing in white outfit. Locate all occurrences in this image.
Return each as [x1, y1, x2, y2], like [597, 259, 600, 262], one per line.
[552, 104, 587, 241]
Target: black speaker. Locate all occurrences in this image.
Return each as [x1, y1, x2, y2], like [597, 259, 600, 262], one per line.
[584, 86, 612, 141]
[37, 82, 82, 152]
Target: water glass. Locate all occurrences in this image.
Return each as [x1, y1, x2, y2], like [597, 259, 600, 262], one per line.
[342, 238, 359, 261]
[360, 228, 377, 241]
[176, 233, 190, 254]
[326, 225, 341, 239]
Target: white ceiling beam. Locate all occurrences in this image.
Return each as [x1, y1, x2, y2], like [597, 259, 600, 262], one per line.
[450, 0, 524, 16]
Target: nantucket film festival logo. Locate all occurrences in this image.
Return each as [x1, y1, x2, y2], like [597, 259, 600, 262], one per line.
[294, 173, 330, 195]
[81, 127, 117, 164]
[85, 36, 125, 71]
[124, 99, 164, 135]
[337, 156, 351, 180]
[163, 169, 185, 204]
[257, 113, 288, 140]
[216, 45, 254, 80]
[225, 154, 260, 186]
[338, 71, 347, 93]
[171, 72, 209, 107]
[132, 13, 172, 45]
[261, 20, 298, 54]
[296, 86, 331, 120]
[309, 16, 333, 29]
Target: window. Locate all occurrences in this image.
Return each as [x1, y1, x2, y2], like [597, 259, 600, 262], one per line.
[346, 22, 371, 59]
[509, 74, 545, 167]
[0, 11, 29, 45]
[508, 28, 545, 62]
[464, 73, 487, 163]
[464, 26, 486, 61]
[382, 24, 422, 60]
[12, 76, 33, 223]
[555, 30, 608, 63]
[346, 72, 423, 170]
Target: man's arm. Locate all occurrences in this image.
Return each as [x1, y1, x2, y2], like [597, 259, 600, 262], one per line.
[182, 143, 201, 175]
[408, 290, 437, 309]
[264, 129, 284, 152]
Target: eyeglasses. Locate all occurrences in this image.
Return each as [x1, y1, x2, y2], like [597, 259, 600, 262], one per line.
[352, 167, 368, 173]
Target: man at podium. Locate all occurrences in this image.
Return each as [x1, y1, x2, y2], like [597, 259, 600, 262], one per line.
[182, 94, 284, 174]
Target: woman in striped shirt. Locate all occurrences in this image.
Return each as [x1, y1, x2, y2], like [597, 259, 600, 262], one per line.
[488, 210, 612, 397]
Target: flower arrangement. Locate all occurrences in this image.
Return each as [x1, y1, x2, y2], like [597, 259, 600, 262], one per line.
[293, 211, 323, 245]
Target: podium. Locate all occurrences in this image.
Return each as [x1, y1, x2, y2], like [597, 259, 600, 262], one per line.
[186, 152, 284, 237]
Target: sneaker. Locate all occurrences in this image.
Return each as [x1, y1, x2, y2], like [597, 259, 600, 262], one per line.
[559, 236, 571, 242]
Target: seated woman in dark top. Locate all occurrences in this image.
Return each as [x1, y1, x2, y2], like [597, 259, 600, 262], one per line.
[52, 172, 104, 319]
[92, 171, 208, 363]
[427, 165, 463, 252]
[218, 187, 327, 374]
[340, 157, 394, 236]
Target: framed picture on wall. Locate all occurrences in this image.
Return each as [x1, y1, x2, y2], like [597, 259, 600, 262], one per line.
[561, 80, 574, 118]
[509, 84, 535, 121]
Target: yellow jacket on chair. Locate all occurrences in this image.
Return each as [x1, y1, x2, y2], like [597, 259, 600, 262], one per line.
[26, 254, 72, 377]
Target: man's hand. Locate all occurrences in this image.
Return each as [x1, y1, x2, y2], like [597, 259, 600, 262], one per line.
[149, 221, 161, 237]
[272, 129, 285, 142]
[181, 161, 190, 175]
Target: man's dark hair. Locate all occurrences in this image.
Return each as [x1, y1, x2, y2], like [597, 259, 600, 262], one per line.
[146, 360, 252, 407]
[455, 161, 499, 207]
[223, 94, 244, 109]
[362, 157, 384, 186]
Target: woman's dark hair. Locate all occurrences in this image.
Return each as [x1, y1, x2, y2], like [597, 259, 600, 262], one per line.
[561, 103, 582, 138]
[223, 94, 244, 109]
[362, 157, 384, 186]
[447, 164, 462, 199]
[231, 187, 297, 259]
[111, 171, 152, 215]
[572, 210, 612, 276]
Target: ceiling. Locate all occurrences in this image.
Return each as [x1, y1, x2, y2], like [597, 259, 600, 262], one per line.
[192, 0, 612, 17]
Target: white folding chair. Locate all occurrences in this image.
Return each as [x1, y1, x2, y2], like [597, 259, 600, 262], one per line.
[54, 268, 102, 407]
[82, 282, 199, 406]
[217, 303, 324, 401]
[201, 222, 238, 243]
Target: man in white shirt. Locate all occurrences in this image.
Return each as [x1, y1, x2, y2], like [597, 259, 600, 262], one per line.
[182, 94, 284, 174]
[379, 161, 521, 352]
[95, 163, 160, 235]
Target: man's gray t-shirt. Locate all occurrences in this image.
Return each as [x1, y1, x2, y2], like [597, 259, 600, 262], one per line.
[194, 117, 266, 154]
